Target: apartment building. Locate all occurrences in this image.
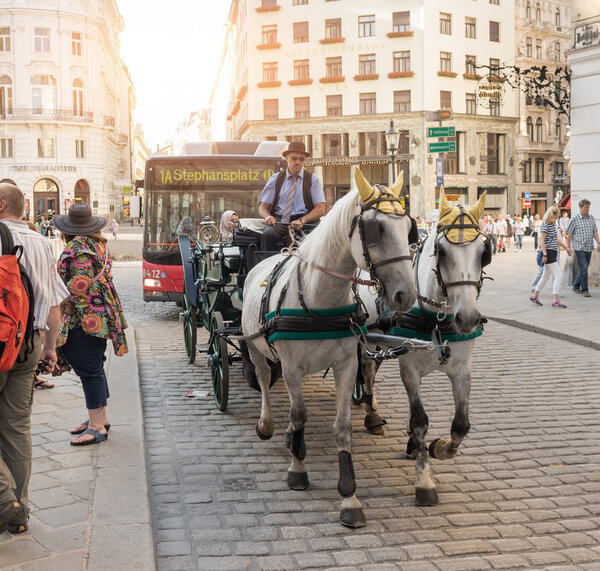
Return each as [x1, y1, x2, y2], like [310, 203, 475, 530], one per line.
[225, 0, 517, 217]
[515, 0, 572, 217]
[0, 0, 134, 221]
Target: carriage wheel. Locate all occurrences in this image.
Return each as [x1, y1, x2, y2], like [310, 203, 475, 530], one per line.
[210, 311, 229, 411]
[182, 285, 197, 364]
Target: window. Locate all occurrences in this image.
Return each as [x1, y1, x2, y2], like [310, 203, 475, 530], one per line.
[440, 13, 452, 35]
[535, 158, 544, 182]
[478, 133, 505, 175]
[440, 51, 452, 72]
[489, 0, 499, 4]
[556, 118, 561, 139]
[262, 62, 278, 82]
[261, 0, 276, 6]
[465, 55, 477, 75]
[31, 75, 56, 114]
[0, 75, 13, 115]
[359, 92, 376, 114]
[326, 56, 342, 77]
[465, 17, 476, 39]
[536, 38, 542, 59]
[0, 138, 13, 158]
[554, 41, 561, 61]
[35, 27, 50, 52]
[72, 31, 82, 56]
[466, 93, 477, 114]
[555, 8, 561, 27]
[263, 99, 278, 120]
[394, 90, 411, 112]
[489, 100, 500, 116]
[526, 117, 533, 141]
[326, 94, 342, 116]
[323, 133, 347, 157]
[522, 160, 531, 183]
[325, 18, 341, 39]
[489, 21, 499, 42]
[526, 2, 531, 19]
[293, 0, 308, 4]
[358, 15, 375, 37]
[536, 3, 541, 20]
[526, 94, 533, 105]
[359, 132, 383, 156]
[359, 53, 376, 75]
[294, 97, 310, 118]
[394, 51, 411, 73]
[75, 139, 86, 158]
[262, 25, 277, 44]
[72, 78, 84, 116]
[0, 27, 10, 51]
[393, 11, 410, 33]
[440, 90, 452, 109]
[293, 21, 309, 43]
[535, 117, 543, 141]
[490, 58, 500, 76]
[554, 161, 564, 176]
[526, 37, 532, 57]
[294, 59, 309, 80]
[37, 138, 54, 158]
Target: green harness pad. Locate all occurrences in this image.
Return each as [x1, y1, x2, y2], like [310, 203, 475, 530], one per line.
[265, 303, 366, 343]
[388, 306, 483, 343]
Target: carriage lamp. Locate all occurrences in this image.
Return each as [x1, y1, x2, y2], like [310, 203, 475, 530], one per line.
[384, 119, 400, 180]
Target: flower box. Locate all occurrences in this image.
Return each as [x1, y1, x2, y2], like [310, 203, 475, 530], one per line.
[387, 31, 414, 38]
[256, 5, 280, 12]
[388, 71, 415, 79]
[354, 73, 379, 81]
[488, 75, 506, 82]
[319, 37, 345, 44]
[319, 76, 345, 83]
[288, 78, 313, 86]
[463, 73, 482, 80]
[257, 43, 281, 50]
[437, 71, 458, 78]
[257, 81, 281, 88]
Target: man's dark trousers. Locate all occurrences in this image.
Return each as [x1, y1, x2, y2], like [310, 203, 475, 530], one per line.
[573, 250, 592, 293]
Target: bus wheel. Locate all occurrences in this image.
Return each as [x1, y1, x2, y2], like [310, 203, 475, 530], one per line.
[182, 285, 197, 364]
[210, 311, 229, 411]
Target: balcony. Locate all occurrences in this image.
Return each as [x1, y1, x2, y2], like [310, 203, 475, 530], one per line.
[0, 108, 93, 123]
[257, 42, 281, 50]
[319, 37, 345, 44]
[104, 115, 115, 127]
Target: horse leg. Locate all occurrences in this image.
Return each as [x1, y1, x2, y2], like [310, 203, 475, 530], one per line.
[248, 343, 275, 440]
[429, 370, 471, 460]
[401, 365, 439, 506]
[333, 359, 367, 528]
[358, 347, 386, 435]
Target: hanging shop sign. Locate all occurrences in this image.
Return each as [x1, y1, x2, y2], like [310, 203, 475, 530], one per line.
[476, 78, 505, 109]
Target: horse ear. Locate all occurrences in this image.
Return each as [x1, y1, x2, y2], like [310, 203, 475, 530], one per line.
[470, 191, 487, 221]
[389, 170, 404, 198]
[354, 167, 375, 203]
[439, 186, 452, 219]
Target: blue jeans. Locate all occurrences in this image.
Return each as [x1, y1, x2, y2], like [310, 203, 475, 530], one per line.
[573, 250, 592, 293]
[61, 327, 109, 410]
[515, 234, 523, 250]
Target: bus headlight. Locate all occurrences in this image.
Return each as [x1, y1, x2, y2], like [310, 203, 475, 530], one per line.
[144, 278, 162, 288]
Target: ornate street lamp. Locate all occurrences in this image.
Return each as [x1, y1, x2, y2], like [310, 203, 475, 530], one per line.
[384, 119, 400, 181]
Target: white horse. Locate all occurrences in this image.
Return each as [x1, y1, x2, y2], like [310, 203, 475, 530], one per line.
[241, 168, 416, 528]
[357, 190, 490, 506]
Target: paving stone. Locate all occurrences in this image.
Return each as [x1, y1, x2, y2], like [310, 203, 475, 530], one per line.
[483, 554, 531, 569]
[19, 550, 85, 571]
[156, 541, 192, 556]
[293, 551, 335, 568]
[434, 557, 492, 571]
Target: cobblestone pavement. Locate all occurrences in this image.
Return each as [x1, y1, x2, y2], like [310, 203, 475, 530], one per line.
[115, 266, 600, 570]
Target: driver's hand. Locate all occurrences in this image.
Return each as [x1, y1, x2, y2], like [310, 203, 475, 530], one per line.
[291, 219, 303, 230]
[264, 215, 276, 226]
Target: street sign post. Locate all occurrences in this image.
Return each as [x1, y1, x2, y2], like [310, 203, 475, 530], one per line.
[436, 158, 444, 187]
[428, 126, 456, 138]
[428, 141, 456, 153]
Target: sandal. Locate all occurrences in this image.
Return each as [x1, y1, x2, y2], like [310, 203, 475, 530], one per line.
[70, 427, 108, 446]
[70, 420, 111, 435]
[33, 375, 54, 389]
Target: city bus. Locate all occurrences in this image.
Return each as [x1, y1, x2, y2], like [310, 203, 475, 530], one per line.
[141, 140, 287, 303]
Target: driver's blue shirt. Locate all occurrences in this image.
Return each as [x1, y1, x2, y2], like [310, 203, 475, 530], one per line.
[259, 168, 325, 217]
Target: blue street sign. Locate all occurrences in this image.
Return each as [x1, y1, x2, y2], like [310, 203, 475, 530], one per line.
[436, 158, 444, 188]
[524, 191, 530, 200]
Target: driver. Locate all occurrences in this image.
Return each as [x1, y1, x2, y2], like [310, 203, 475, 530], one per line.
[258, 141, 326, 250]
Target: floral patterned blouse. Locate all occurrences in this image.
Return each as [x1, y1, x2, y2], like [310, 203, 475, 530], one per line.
[56, 236, 128, 356]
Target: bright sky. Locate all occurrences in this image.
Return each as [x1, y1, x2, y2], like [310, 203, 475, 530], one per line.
[117, 0, 231, 150]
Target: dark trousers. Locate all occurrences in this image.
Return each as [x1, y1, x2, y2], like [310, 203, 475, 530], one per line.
[61, 327, 109, 410]
[260, 215, 304, 251]
[573, 250, 592, 293]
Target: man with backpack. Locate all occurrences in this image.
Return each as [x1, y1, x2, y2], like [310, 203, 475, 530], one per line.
[0, 183, 68, 535]
[258, 141, 326, 251]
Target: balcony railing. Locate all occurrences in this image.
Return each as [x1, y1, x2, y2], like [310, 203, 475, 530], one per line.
[0, 108, 94, 123]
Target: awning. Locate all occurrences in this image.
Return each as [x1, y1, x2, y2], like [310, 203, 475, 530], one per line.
[559, 193, 571, 209]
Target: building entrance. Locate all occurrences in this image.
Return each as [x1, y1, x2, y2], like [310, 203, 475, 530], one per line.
[33, 178, 59, 220]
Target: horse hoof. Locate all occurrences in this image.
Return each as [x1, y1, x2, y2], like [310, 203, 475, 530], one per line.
[287, 471, 309, 490]
[416, 487, 439, 506]
[364, 413, 387, 435]
[428, 438, 442, 458]
[340, 507, 367, 528]
[256, 425, 273, 441]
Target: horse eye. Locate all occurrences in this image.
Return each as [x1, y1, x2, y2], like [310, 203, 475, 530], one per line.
[437, 247, 446, 258]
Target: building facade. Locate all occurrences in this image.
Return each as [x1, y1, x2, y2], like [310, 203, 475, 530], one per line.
[225, 0, 518, 217]
[172, 108, 212, 155]
[0, 0, 134, 221]
[514, 0, 571, 217]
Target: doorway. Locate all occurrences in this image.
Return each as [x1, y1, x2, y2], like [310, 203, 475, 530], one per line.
[33, 178, 59, 220]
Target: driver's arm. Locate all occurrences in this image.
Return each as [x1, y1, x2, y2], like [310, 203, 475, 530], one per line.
[259, 202, 276, 226]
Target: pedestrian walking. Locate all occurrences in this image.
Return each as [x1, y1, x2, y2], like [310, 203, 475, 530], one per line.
[530, 205, 572, 308]
[109, 219, 119, 239]
[514, 216, 525, 251]
[559, 210, 570, 237]
[497, 215, 507, 252]
[566, 198, 600, 298]
[0, 183, 68, 535]
[533, 214, 542, 249]
[52, 204, 128, 446]
[505, 215, 513, 248]
[485, 215, 498, 255]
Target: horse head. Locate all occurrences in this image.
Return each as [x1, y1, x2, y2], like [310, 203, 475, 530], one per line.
[352, 168, 416, 312]
[434, 189, 489, 334]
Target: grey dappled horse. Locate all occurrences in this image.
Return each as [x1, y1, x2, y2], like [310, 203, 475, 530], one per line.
[241, 169, 416, 527]
[358, 190, 490, 506]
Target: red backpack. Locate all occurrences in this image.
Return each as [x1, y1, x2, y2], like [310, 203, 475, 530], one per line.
[0, 222, 35, 372]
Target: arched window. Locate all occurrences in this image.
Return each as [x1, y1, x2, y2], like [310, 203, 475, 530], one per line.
[556, 118, 561, 140]
[0, 75, 13, 115]
[33, 178, 59, 219]
[72, 78, 84, 116]
[526, 116, 533, 141]
[535, 117, 543, 142]
[536, 3, 541, 20]
[526, 2, 531, 18]
[555, 8, 561, 27]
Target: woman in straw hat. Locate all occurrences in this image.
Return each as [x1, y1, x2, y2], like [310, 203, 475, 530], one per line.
[52, 203, 128, 445]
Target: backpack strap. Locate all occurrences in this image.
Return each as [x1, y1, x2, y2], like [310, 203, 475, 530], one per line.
[0, 220, 15, 255]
